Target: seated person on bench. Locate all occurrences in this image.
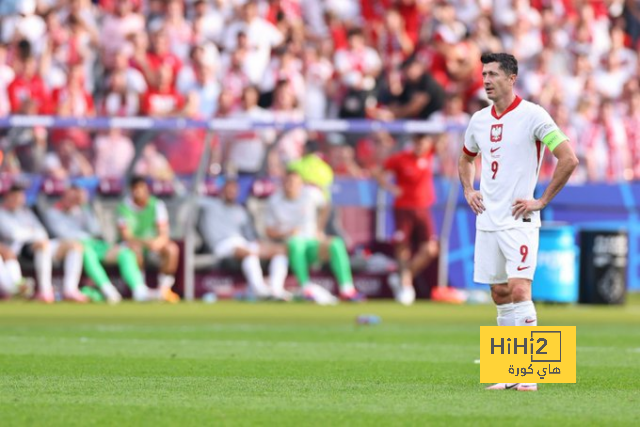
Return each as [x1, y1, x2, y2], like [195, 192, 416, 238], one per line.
[200, 178, 289, 299]
[0, 183, 85, 303]
[117, 176, 180, 303]
[45, 185, 151, 303]
[264, 169, 364, 305]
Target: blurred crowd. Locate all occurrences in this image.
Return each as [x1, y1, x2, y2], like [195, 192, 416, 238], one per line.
[0, 0, 639, 182]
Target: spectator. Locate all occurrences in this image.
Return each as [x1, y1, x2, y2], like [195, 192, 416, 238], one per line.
[140, 64, 185, 117]
[302, 44, 334, 120]
[375, 55, 446, 120]
[7, 52, 50, 114]
[223, 0, 285, 85]
[133, 144, 174, 182]
[116, 176, 180, 302]
[334, 28, 382, 118]
[374, 134, 439, 305]
[176, 46, 220, 118]
[191, 0, 225, 46]
[44, 186, 153, 303]
[265, 169, 364, 304]
[0, 44, 15, 117]
[99, 0, 145, 68]
[225, 86, 274, 175]
[199, 178, 290, 299]
[0, 183, 85, 303]
[43, 138, 93, 179]
[94, 129, 135, 179]
[163, 0, 193, 60]
[50, 63, 95, 150]
[101, 69, 141, 116]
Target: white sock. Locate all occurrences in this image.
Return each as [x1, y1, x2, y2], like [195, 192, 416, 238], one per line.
[268, 254, 288, 294]
[241, 255, 267, 295]
[35, 247, 53, 297]
[514, 300, 537, 326]
[63, 249, 83, 295]
[6, 259, 22, 287]
[158, 274, 175, 290]
[496, 303, 516, 326]
[0, 258, 14, 294]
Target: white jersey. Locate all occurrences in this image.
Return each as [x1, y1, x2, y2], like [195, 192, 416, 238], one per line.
[463, 96, 565, 231]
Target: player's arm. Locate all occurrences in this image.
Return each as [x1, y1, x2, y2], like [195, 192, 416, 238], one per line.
[458, 150, 484, 215]
[512, 137, 579, 219]
[372, 166, 401, 197]
[148, 202, 171, 250]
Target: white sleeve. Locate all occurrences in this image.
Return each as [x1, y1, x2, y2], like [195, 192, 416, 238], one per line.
[155, 200, 169, 224]
[531, 105, 560, 142]
[463, 115, 479, 155]
[308, 186, 327, 208]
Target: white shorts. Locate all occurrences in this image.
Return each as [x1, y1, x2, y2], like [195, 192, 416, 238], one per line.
[214, 236, 259, 259]
[474, 228, 539, 285]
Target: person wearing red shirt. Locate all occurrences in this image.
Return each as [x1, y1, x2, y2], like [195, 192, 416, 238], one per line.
[140, 64, 185, 117]
[7, 56, 50, 114]
[375, 133, 439, 305]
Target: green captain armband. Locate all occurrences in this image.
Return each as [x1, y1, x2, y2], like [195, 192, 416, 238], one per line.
[541, 129, 568, 152]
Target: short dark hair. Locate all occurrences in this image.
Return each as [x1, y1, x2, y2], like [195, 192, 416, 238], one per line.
[129, 175, 147, 188]
[481, 53, 518, 76]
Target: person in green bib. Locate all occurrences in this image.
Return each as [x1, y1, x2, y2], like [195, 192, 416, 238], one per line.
[117, 176, 180, 303]
[44, 185, 151, 303]
[264, 169, 364, 304]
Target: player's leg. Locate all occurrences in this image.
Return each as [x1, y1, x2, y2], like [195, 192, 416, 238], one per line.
[157, 240, 180, 303]
[474, 230, 512, 325]
[288, 237, 337, 305]
[475, 230, 519, 390]
[216, 236, 270, 298]
[499, 228, 539, 327]
[499, 228, 540, 392]
[30, 241, 54, 302]
[54, 240, 87, 302]
[113, 243, 154, 301]
[388, 208, 417, 304]
[81, 239, 121, 304]
[408, 208, 439, 281]
[287, 236, 312, 288]
[321, 236, 363, 301]
[0, 244, 24, 296]
[259, 242, 289, 300]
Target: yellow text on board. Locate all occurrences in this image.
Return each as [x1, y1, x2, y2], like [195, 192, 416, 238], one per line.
[480, 326, 576, 383]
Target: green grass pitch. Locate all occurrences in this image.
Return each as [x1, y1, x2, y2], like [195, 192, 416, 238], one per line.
[1, 297, 639, 426]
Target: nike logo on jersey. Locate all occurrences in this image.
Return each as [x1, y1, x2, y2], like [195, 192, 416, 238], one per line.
[517, 266, 531, 271]
[490, 147, 501, 153]
[525, 318, 537, 324]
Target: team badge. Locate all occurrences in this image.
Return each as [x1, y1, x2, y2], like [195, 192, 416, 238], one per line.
[490, 124, 503, 142]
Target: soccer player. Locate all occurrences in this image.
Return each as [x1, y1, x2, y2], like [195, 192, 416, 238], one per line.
[199, 179, 289, 300]
[117, 176, 180, 303]
[374, 133, 439, 305]
[0, 184, 86, 303]
[265, 170, 363, 304]
[45, 186, 152, 303]
[458, 53, 578, 392]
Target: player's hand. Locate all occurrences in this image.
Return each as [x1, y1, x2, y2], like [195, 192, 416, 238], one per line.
[464, 190, 485, 215]
[512, 198, 545, 220]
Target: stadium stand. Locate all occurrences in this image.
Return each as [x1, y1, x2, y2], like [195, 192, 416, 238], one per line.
[0, 0, 639, 301]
